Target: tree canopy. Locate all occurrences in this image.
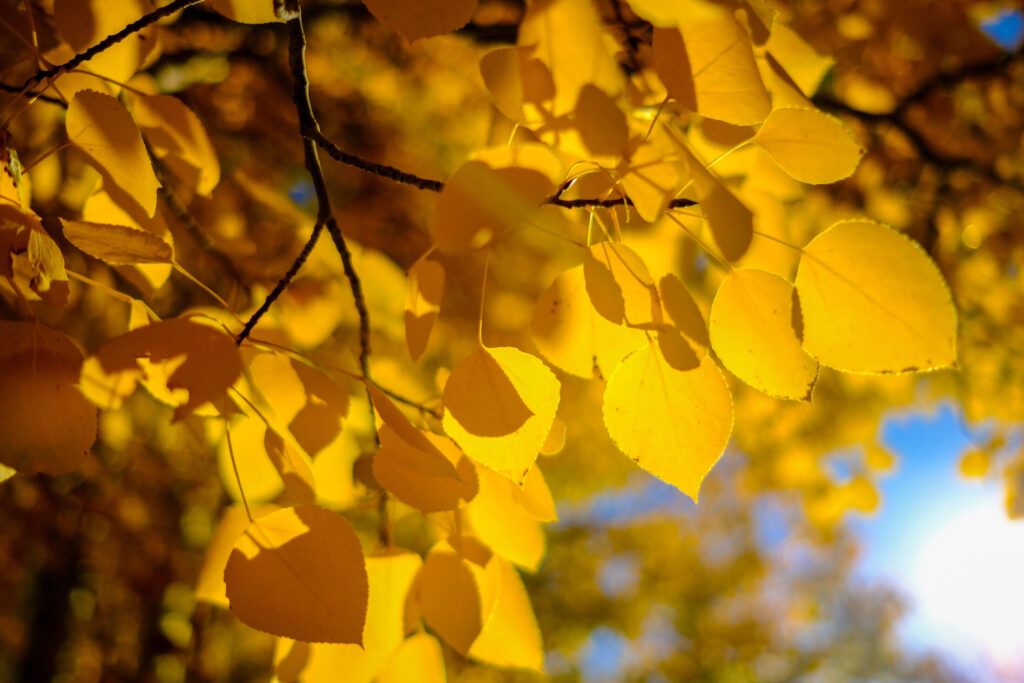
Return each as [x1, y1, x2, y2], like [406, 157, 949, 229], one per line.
[0, 0, 1021, 681]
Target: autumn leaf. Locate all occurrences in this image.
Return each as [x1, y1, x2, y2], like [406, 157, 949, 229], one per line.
[794, 220, 958, 373]
[224, 505, 369, 644]
[754, 107, 864, 184]
[61, 218, 173, 265]
[363, 0, 477, 41]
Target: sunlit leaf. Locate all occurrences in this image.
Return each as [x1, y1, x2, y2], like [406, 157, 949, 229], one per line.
[754, 107, 864, 184]
[415, 539, 498, 655]
[376, 633, 446, 683]
[131, 93, 221, 195]
[1, 206, 69, 307]
[675, 140, 753, 261]
[443, 346, 560, 484]
[584, 242, 659, 327]
[373, 425, 476, 512]
[794, 220, 957, 373]
[265, 427, 317, 505]
[66, 90, 160, 218]
[61, 219, 172, 265]
[653, 17, 771, 125]
[443, 346, 534, 437]
[710, 268, 818, 400]
[195, 503, 277, 608]
[603, 344, 733, 501]
[52, 0, 153, 86]
[468, 556, 544, 671]
[466, 466, 546, 570]
[766, 23, 835, 96]
[224, 505, 368, 644]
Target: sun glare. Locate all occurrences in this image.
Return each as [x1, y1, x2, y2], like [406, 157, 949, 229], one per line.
[911, 499, 1024, 667]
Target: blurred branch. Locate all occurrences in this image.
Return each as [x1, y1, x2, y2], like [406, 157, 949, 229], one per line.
[18, 0, 205, 92]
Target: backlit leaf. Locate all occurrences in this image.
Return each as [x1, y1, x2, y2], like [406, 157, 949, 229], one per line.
[224, 505, 368, 644]
[466, 466, 546, 570]
[67, 90, 160, 218]
[373, 425, 476, 512]
[676, 141, 753, 261]
[766, 23, 835, 96]
[468, 556, 544, 671]
[131, 93, 221, 195]
[405, 258, 444, 361]
[195, 504, 277, 608]
[363, 0, 477, 41]
[376, 633, 446, 683]
[52, 0, 152, 86]
[0, 321, 97, 475]
[61, 219, 172, 265]
[584, 242, 659, 327]
[265, 427, 317, 506]
[443, 346, 561, 483]
[794, 220, 957, 373]
[709, 268, 818, 400]
[754, 107, 864, 184]
[208, 0, 282, 23]
[532, 264, 646, 378]
[653, 17, 771, 125]
[443, 346, 534, 437]
[603, 344, 733, 501]
[89, 318, 242, 420]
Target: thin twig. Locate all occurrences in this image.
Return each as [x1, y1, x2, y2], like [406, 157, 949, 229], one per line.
[0, 82, 63, 106]
[236, 220, 324, 345]
[19, 0, 204, 92]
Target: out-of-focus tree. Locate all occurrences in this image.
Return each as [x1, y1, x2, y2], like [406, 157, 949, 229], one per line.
[0, 0, 1020, 681]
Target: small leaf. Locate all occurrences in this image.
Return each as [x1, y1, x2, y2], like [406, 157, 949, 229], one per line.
[195, 503, 277, 608]
[603, 343, 733, 501]
[709, 268, 818, 400]
[442, 347, 561, 483]
[66, 90, 160, 217]
[265, 427, 317, 506]
[373, 425, 476, 512]
[754, 107, 864, 184]
[573, 84, 629, 157]
[584, 242, 659, 327]
[224, 505, 369, 644]
[363, 0, 477, 41]
[675, 141, 753, 261]
[794, 220, 957, 373]
[61, 219, 172, 265]
[405, 258, 444, 361]
[466, 467, 546, 570]
[480, 46, 555, 124]
[617, 140, 683, 222]
[0, 321, 97, 475]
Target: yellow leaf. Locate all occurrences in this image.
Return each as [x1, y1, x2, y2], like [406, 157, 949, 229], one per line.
[585, 242, 659, 327]
[573, 84, 629, 158]
[675, 141, 753, 261]
[709, 268, 818, 400]
[405, 258, 444, 361]
[520, 464, 558, 522]
[90, 318, 243, 420]
[377, 633, 446, 683]
[61, 219, 172, 265]
[0, 321, 97, 475]
[754, 107, 864, 184]
[265, 427, 317, 506]
[430, 158, 555, 253]
[443, 346, 561, 483]
[617, 140, 683, 222]
[479, 45, 555, 124]
[275, 550, 424, 682]
[2, 206, 69, 307]
[195, 503, 277, 608]
[531, 264, 646, 379]
[626, 0, 726, 26]
[373, 425, 477, 512]
[766, 23, 834, 96]
[540, 417, 566, 455]
[443, 346, 534, 437]
[66, 90, 160, 218]
[416, 540, 499, 655]
[217, 416, 285, 504]
[519, 0, 623, 116]
[603, 344, 733, 501]
[657, 273, 710, 359]
[959, 449, 991, 478]
[130, 94, 221, 195]
[224, 505, 369, 644]
[52, 0, 153, 86]
[468, 557, 544, 672]
[363, 0, 477, 41]
[466, 467, 546, 570]
[288, 361, 350, 457]
[653, 17, 770, 125]
[208, 0, 282, 23]
[794, 220, 957, 373]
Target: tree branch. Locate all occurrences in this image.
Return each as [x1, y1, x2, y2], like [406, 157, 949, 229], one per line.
[19, 0, 205, 92]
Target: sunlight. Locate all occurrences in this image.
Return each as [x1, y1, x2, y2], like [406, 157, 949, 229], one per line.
[911, 499, 1024, 665]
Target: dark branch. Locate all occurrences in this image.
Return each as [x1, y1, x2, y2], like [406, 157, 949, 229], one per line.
[19, 0, 205, 91]
[312, 129, 444, 192]
[0, 82, 64, 106]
